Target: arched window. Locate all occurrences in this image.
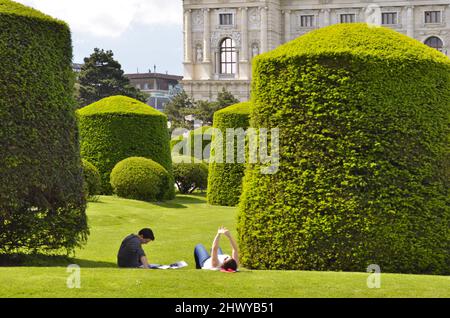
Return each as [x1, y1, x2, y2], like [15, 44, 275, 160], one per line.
[220, 38, 236, 74]
[425, 36, 444, 52]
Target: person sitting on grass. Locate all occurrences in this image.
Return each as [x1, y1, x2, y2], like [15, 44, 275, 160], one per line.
[117, 228, 154, 269]
[194, 226, 239, 272]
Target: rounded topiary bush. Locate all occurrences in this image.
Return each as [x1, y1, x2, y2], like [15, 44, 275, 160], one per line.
[238, 24, 450, 274]
[207, 102, 251, 206]
[81, 159, 101, 200]
[77, 95, 174, 198]
[110, 157, 171, 202]
[0, 1, 89, 253]
[172, 155, 209, 194]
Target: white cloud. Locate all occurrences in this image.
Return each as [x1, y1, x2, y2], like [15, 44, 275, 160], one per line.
[15, 0, 182, 38]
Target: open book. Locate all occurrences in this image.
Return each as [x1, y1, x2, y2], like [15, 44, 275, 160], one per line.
[148, 261, 188, 270]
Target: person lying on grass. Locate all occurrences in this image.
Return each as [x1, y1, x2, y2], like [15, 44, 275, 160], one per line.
[117, 228, 154, 269]
[194, 226, 239, 272]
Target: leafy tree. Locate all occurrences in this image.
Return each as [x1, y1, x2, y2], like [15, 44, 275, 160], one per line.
[78, 48, 148, 107]
[192, 100, 215, 126]
[192, 88, 240, 126]
[164, 89, 195, 131]
[172, 156, 209, 194]
[216, 87, 240, 110]
[165, 88, 240, 130]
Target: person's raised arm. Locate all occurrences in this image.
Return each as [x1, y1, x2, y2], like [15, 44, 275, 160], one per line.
[223, 228, 239, 266]
[210, 228, 223, 268]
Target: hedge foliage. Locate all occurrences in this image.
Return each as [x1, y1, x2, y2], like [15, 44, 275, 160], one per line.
[81, 159, 101, 200]
[170, 135, 185, 156]
[110, 157, 171, 202]
[77, 95, 174, 198]
[207, 102, 251, 206]
[189, 126, 212, 161]
[238, 24, 450, 274]
[0, 0, 89, 253]
[172, 155, 209, 194]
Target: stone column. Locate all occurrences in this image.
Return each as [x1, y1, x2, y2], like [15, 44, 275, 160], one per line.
[239, 7, 250, 80]
[261, 6, 268, 53]
[203, 9, 211, 63]
[240, 7, 249, 62]
[184, 9, 193, 63]
[183, 9, 194, 80]
[406, 6, 415, 38]
[284, 10, 291, 43]
[201, 8, 212, 80]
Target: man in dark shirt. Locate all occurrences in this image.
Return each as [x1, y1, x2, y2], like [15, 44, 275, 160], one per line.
[117, 228, 154, 269]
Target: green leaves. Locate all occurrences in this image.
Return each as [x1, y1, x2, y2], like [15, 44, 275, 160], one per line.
[207, 102, 251, 207]
[77, 96, 173, 197]
[238, 24, 450, 274]
[77, 48, 148, 107]
[0, 4, 88, 254]
[110, 157, 172, 202]
[172, 157, 208, 194]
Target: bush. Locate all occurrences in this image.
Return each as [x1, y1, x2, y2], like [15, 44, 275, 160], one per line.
[77, 95, 174, 198]
[170, 135, 186, 157]
[238, 24, 450, 274]
[207, 102, 251, 206]
[189, 126, 212, 161]
[81, 159, 101, 200]
[172, 156, 209, 194]
[110, 157, 172, 202]
[0, 1, 89, 253]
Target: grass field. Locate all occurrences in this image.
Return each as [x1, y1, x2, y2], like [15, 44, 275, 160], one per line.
[0, 195, 448, 298]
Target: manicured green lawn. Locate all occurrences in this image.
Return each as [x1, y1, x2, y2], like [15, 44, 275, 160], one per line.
[0, 195, 448, 298]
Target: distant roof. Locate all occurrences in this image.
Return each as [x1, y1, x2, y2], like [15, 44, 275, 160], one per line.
[125, 72, 183, 81]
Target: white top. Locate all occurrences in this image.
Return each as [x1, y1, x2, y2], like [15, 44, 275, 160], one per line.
[202, 254, 231, 270]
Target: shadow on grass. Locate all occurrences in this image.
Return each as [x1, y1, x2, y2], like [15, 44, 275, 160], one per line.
[0, 253, 117, 268]
[155, 201, 188, 209]
[155, 193, 207, 209]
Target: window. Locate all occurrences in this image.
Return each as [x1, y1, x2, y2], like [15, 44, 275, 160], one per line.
[382, 12, 398, 25]
[136, 84, 141, 90]
[300, 15, 315, 27]
[144, 83, 149, 90]
[425, 11, 441, 24]
[219, 13, 233, 26]
[424, 36, 444, 52]
[220, 38, 237, 74]
[340, 14, 356, 23]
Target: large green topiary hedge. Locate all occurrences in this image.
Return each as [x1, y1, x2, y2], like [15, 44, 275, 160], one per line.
[207, 102, 251, 206]
[110, 157, 171, 202]
[77, 95, 174, 198]
[238, 24, 450, 274]
[0, 0, 89, 253]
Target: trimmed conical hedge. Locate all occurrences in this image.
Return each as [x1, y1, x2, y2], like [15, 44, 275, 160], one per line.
[207, 102, 251, 206]
[77, 95, 174, 197]
[0, 0, 89, 253]
[238, 24, 450, 274]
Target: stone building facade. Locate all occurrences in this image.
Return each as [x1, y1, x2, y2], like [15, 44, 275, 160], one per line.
[182, 0, 450, 101]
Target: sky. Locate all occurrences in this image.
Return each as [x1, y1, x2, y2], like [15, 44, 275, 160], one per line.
[16, 0, 184, 75]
